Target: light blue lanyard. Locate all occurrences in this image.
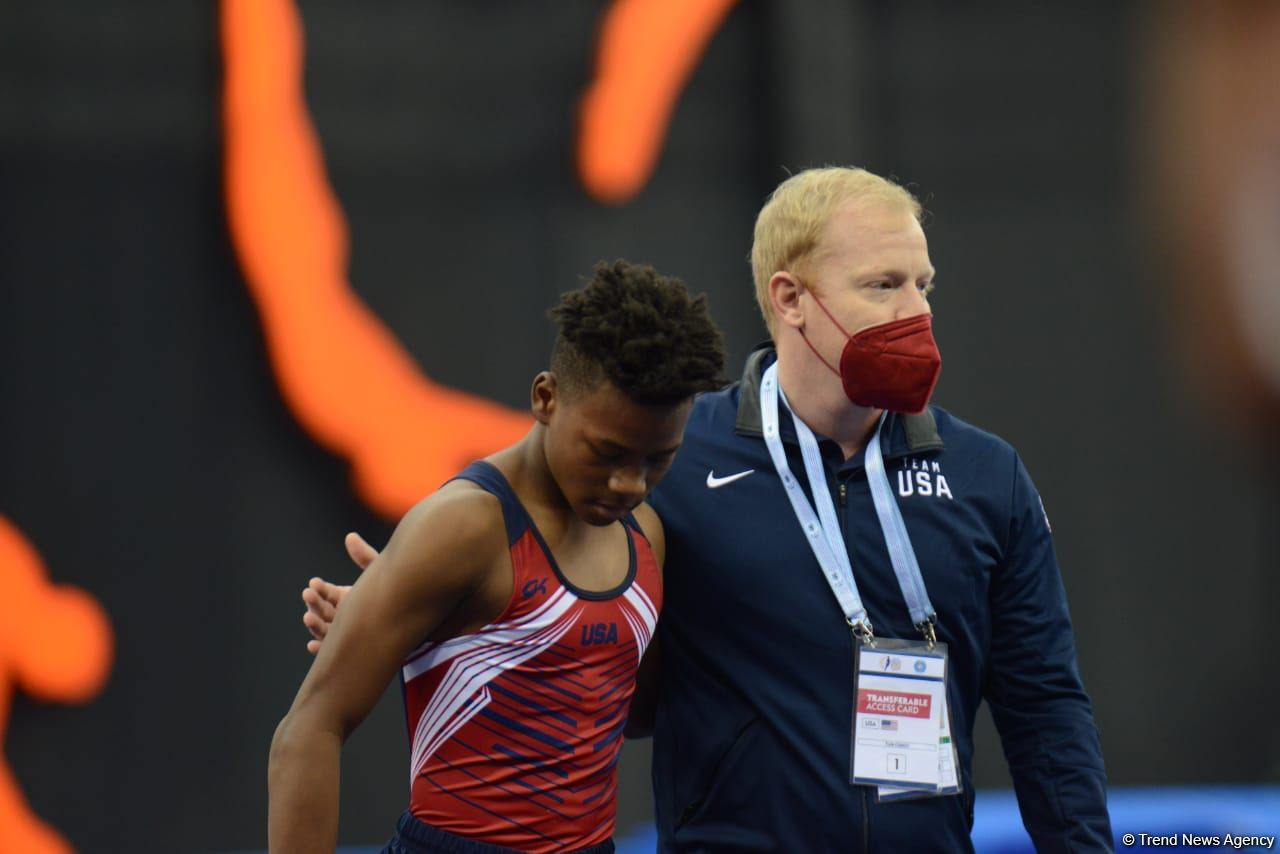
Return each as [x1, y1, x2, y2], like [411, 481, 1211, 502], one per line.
[761, 364, 867, 634]
[761, 362, 937, 645]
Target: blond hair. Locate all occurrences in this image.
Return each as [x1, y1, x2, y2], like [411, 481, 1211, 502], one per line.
[751, 167, 921, 334]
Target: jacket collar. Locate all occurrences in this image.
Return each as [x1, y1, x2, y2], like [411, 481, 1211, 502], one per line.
[733, 343, 944, 455]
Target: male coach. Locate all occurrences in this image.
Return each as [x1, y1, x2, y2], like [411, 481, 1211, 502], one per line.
[640, 167, 1111, 852]
[303, 167, 1112, 852]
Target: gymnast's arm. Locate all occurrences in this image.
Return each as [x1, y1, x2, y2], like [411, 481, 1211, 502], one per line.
[268, 486, 505, 853]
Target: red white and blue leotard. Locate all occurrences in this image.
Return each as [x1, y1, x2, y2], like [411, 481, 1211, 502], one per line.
[399, 461, 661, 853]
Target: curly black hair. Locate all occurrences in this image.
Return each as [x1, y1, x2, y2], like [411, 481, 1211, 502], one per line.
[549, 260, 726, 406]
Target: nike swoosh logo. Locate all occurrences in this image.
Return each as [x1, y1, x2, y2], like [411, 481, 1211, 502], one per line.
[706, 469, 755, 489]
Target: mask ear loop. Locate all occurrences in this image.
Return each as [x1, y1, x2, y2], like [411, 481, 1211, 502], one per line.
[795, 280, 852, 378]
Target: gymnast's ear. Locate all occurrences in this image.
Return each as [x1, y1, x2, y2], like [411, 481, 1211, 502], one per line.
[531, 371, 557, 424]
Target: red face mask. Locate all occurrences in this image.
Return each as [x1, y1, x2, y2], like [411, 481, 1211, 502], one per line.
[800, 289, 942, 414]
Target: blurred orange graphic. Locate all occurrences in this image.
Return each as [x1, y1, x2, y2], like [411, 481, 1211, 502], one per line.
[221, 0, 738, 516]
[221, 0, 531, 518]
[0, 516, 113, 854]
[578, 0, 739, 204]
[221, 0, 736, 515]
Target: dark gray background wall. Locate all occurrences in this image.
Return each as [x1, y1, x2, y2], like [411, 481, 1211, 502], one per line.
[2, 1, 1275, 850]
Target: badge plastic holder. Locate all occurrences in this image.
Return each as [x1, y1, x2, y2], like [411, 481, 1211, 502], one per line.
[850, 636, 952, 795]
[877, 694, 963, 802]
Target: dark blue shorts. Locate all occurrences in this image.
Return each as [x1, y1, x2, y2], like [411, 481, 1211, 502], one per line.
[381, 811, 616, 854]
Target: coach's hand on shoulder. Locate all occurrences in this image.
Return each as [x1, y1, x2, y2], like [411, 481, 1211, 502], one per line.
[301, 531, 380, 654]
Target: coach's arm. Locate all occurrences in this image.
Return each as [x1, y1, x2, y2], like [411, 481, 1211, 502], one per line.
[985, 455, 1113, 853]
[623, 502, 665, 739]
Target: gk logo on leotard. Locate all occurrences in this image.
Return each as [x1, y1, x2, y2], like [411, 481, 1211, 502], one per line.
[521, 578, 547, 599]
[897, 458, 953, 500]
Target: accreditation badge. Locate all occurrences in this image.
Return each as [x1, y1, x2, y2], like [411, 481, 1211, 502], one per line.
[850, 638, 951, 793]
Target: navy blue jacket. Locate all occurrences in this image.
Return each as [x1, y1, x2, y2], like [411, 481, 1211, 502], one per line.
[648, 348, 1111, 852]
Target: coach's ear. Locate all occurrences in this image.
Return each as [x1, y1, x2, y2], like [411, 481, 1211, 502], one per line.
[531, 371, 557, 425]
[769, 271, 806, 331]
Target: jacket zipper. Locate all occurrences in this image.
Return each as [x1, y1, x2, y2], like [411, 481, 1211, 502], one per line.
[861, 786, 871, 852]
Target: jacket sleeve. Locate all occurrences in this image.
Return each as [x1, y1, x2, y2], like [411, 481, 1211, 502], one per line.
[984, 453, 1113, 852]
